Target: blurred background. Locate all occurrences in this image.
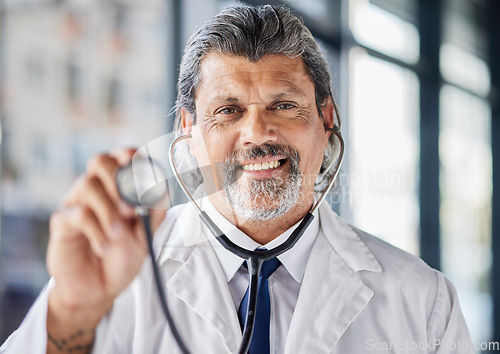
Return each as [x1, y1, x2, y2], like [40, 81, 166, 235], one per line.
[0, 0, 498, 351]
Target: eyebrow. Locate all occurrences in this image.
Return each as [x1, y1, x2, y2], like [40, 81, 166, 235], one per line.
[212, 87, 307, 103]
[270, 87, 306, 100]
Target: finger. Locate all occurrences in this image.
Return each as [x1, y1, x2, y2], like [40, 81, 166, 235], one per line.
[86, 154, 135, 219]
[109, 147, 137, 166]
[50, 205, 108, 258]
[132, 219, 149, 255]
[65, 175, 135, 241]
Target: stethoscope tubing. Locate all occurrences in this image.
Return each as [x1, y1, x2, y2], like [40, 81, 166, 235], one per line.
[137, 209, 191, 354]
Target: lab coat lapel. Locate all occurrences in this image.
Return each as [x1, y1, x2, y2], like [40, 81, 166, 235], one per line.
[285, 203, 382, 353]
[161, 204, 242, 353]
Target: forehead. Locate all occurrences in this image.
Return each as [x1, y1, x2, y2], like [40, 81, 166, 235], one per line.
[196, 52, 315, 99]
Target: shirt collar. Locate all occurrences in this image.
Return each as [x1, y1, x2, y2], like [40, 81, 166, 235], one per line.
[201, 196, 319, 284]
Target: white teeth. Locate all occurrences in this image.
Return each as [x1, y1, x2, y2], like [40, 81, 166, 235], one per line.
[242, 160, 281, 171]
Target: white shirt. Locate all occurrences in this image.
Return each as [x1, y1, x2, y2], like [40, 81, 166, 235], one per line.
[202, 197, 319, 353]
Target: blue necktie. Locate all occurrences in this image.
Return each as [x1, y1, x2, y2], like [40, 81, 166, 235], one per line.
[238, 258, 281, 354]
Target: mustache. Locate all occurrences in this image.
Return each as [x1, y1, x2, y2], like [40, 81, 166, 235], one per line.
[225, 143, 299, 165]
[221, 144, 300, 189]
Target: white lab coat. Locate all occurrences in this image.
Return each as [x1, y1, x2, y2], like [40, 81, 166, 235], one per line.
[1, 201, 474, 353]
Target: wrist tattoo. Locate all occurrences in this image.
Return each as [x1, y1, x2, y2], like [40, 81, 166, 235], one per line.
[47, 329, 95, 352]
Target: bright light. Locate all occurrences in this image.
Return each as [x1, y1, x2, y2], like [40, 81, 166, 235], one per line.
[348, 50, 420, 255]
[351, 1, 420, 64]
[440, 43, 491, 97]
[440, 84, 492, 344]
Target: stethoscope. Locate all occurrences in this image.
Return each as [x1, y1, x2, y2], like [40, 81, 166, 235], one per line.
[117, 126, 344, 354]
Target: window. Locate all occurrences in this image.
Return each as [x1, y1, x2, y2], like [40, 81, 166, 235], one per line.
[439, 0, 492, 345]
[440, 84, 492, 343]
[347, 0, 420, 254]
[348, 51, 420, 254]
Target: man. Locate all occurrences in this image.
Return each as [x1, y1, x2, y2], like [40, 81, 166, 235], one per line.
[1, 5, 473, 353]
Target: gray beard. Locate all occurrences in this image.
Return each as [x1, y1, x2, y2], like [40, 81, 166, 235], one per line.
[222, 144, 302, 221]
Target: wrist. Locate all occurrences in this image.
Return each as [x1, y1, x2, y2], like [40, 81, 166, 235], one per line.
[47, 289, 112, 353]
[47, 328, 95, 353]
[48, 287, 112, 329]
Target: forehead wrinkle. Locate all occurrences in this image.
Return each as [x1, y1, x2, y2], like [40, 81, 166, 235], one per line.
[208, 83, 308, 105]
[198, 53, 312, 89]
[213, 68, 300, 79]
[205, 63, 309, 86]
[212, 75, 307, 90]
[212, 95, 239, 102]
[197, 55, 315, 106]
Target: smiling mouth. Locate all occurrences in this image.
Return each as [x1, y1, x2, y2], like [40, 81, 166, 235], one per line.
[241, 159, 285, 171]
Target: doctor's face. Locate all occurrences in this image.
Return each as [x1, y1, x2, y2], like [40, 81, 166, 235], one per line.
[183, 53, 332, 221]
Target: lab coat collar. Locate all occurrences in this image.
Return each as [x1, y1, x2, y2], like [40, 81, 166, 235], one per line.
[285, 202, 382, 352]
[318, 201, 382, 273]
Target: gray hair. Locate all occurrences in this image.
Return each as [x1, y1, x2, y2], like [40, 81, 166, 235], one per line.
[173, 5, 341, 191]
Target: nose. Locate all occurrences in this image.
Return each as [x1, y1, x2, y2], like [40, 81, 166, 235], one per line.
[238, 108, 278, 147]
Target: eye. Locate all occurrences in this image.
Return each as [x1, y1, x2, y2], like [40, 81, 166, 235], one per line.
[274, 102, 296, 110]
[216, 106, 240, 115]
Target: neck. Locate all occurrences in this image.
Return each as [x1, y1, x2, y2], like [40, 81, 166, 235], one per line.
[209, 191, 314, 245]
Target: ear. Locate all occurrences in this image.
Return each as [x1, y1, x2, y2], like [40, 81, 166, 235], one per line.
[181, 108, 194, 135]
[320, 98, 335, 140]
